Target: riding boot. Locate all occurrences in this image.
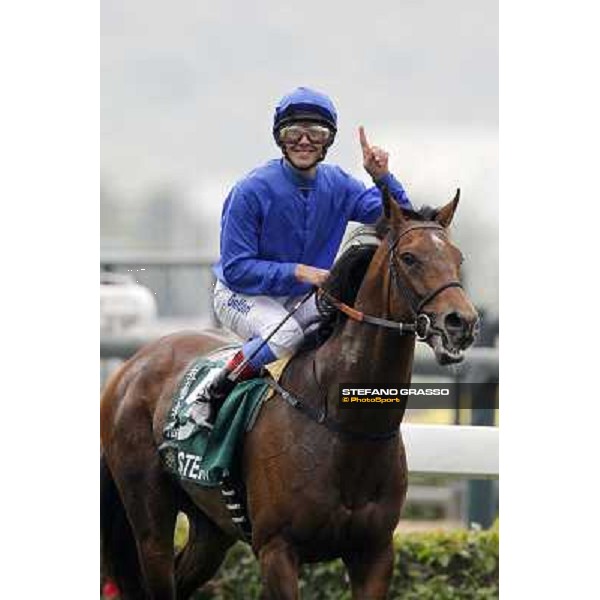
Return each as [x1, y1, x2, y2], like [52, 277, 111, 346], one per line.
[193, 343, 267, 431]
[193, 366, 237, 431]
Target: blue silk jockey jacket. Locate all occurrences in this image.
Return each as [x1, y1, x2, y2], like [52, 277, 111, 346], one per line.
[213, 158, 412, 297]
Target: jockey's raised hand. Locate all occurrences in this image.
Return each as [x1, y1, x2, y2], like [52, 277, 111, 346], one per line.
[359, 125, 390, 181]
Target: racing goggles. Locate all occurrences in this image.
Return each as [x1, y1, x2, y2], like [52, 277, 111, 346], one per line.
[278, 124, 332, 145]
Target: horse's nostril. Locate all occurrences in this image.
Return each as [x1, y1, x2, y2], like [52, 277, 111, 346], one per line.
[444, 312, 464, 331]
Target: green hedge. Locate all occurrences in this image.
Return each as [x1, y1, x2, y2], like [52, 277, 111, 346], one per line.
[191, 526, 499, 600]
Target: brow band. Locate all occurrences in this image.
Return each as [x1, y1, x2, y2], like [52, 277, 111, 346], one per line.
[389, 223, 446, 251]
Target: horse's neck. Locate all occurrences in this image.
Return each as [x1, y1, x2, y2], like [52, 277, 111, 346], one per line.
[315, 250, 416, 433]
[332, 321, 415, 382]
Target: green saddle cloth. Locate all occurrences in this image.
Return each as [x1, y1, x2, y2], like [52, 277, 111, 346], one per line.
[159, 355, 271, 487]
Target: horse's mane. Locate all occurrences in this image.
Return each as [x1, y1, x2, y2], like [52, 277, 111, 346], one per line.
[300, 205, 439, 350]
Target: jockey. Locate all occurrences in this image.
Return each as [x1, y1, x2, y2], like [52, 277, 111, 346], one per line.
[196, 86, 413, 429]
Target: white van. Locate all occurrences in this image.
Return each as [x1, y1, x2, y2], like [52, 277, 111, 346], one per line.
[100, 272, 158, 334]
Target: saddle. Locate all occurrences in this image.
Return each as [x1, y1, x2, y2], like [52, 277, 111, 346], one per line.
[159, 347, 290, 540]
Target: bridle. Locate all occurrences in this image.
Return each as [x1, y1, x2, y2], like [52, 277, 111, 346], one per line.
[319, 222, 463, 341]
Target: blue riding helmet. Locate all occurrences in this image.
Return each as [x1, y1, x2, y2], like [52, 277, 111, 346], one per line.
[273, 87, 338, 146]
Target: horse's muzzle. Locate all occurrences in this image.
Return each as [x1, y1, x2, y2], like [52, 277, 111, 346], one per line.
[426, 309, 480, 365]
[443, 310, 480, 350]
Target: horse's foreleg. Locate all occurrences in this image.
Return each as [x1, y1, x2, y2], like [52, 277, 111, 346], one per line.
[258, 537, 300, 600]
[343, 542, 395, 600]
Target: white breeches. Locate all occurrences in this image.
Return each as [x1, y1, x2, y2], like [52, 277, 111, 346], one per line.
[213, 280, 321, 359]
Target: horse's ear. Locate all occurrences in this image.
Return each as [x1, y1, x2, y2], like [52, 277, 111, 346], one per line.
[435, 188, 460, 228]
[381, 185, 405, 225]
[381, 185, 393, 220]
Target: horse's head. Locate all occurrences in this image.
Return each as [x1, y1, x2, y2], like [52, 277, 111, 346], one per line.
[380, 187, 479, 365]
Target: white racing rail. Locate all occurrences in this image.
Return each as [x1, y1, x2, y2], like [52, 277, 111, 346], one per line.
[402, 424, 498, 479]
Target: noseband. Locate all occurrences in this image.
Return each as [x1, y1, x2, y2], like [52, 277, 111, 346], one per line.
[319, 223, 462, 340]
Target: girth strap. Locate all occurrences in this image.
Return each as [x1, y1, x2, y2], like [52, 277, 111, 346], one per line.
[266, 377, 399, 442]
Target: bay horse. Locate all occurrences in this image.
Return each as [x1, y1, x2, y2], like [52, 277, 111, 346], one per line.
[100, 187, 478, 599]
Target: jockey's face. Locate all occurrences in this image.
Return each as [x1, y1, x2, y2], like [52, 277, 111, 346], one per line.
[280, 121, 327, 169]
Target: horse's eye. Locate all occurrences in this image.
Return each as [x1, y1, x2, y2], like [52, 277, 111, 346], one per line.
[401, 252, 417, 267]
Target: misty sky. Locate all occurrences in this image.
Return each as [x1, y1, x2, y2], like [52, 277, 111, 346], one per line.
[101, 0, 498, 313]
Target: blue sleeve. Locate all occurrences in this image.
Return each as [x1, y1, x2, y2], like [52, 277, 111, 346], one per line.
[220, 188, 298, 295]
[347, 172, 412, 224]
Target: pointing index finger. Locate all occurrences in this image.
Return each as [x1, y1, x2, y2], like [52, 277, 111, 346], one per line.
[359, 125, 371, 152]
